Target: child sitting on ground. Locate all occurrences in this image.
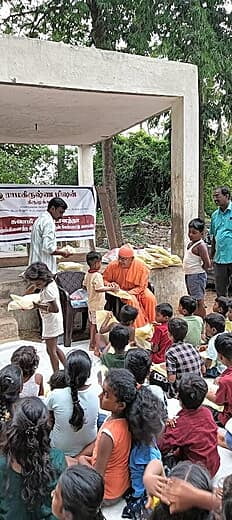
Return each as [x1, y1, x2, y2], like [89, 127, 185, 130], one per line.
[226, 301, 232, 333]
[11, 345, 44, 397]
[200, 312, 225, 378]
[79, 368, 166, 511]
[0, 364, 22, 432]
[101, 325, 129, 368]
[182, 217, 211, 318]
[48, 369, 66, 391]
[213, 296, 229, 317]
[178, 296, 203, 347]
[158, 374, 220, 477]
[166, 318, 202, 398]
[83, 251, 117, 354]
[207, 332, 232, 427]
[99, 304, 138, 345]
[125, 347, 167, 406]
[151, 303, 173, 364]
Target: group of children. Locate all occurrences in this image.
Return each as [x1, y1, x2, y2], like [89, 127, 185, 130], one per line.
[1, 214, 232, 519]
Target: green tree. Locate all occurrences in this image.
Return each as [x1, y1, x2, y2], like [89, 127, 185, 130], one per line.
[0, 144, 55, 184]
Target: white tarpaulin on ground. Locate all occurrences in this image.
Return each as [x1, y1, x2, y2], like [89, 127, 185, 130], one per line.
[0, 185, 96, 243]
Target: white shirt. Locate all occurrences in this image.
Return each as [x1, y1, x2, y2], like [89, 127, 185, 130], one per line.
[29, 211, 57, 273]
[39, 280, 63, 338]
[46, 386, 99, 456]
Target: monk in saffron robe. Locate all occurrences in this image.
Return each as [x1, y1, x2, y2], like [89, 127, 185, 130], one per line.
[103, 244, 157, 328]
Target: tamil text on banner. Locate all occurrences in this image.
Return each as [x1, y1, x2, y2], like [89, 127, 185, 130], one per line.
[0, 185, 96, 244]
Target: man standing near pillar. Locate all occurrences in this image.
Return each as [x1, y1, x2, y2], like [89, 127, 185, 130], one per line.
[29, 197, 69, 274]
[210, 186, 232, 296]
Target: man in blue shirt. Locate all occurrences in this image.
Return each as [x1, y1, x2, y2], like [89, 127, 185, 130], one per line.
[210, 186, 232, 296]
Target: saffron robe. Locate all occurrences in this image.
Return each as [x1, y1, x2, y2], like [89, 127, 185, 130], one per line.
[103, 259, 157, 327]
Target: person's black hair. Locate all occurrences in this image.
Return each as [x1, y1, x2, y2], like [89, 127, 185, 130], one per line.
[178, 374, 207, 409]
[119, 304, 138, 324]
[168, 318, 188, 342]
[0, 364, 22, 429]
[215, 333, 232, 361]
[65, 350, 91, 432]
[109, 324, 129, 352]
[24, 262, 54, 285]
[222, 474, 232, 520]
[58, 465, 105, 520]
[214, 186, 231, 198]
[86, 251, 102, 267]
[49, 369, 67, 390]
[188, 218, 205, 232]
[47, 197, 67, 211]
[228, 300, 232, 310]
[0, 397, 55, 508]
[156, 303, 173, 318]
[179, 296, 197, 315]
[205, 312, 225, 333]
[11, 345, 39, 379]
[151, 461, 212, 520]
[105, 369, 166, 444]
[214, 296, 229, 316]
[125, 348, 151, 384]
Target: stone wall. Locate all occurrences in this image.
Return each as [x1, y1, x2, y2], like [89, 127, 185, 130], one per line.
[96, 222, 171, 249]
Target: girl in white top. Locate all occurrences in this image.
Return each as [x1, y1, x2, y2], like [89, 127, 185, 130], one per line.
[183, 218, 211, 318]
[11, 344, 44, 397]
[46, 349, 98, 457]
[24, 262, 65, 372]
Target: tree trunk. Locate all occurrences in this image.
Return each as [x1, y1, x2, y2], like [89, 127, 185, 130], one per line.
[102, 138, 123, 246]
[198, 86, 204, 218]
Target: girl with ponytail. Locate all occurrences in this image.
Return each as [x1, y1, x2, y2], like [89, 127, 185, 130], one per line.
[52, 465, 105, 520]
[0, 396, 66, 518]
[0, 364, 22, 433]
[46, 349, 98, 457]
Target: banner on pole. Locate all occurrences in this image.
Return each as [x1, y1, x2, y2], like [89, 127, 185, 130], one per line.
[0, 185, 96, 244]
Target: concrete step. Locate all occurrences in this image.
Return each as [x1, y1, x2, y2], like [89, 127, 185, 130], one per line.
[0, 298, 10, 317]
[0, 316, 19, 342]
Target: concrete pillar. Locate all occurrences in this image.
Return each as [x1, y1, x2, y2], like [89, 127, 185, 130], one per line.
[171, 95, 199, 257]
[78, 145, 94, 185]
[77, 145, 95, 249]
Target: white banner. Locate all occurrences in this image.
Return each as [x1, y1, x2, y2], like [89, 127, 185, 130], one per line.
[0, 185, 96, 243]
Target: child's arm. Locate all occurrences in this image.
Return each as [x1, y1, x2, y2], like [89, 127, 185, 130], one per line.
[159, 478, 220, 513]
[143, 459, 166, 498]
[35, 373, 44, 396]
[99, 312, 115, 334]
[92, 432, 113, 477]
[150, 327, 162, 353]
[34, 300, 59, 313]
[165, 352, 176, 383]
[193, 242, 211, 270]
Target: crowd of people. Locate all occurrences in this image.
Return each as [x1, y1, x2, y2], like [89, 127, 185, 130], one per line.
[0, 185, 232, 519]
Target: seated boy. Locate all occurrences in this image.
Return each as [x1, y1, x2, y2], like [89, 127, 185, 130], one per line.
[201, 313, 226, 378]
[99, 304, 138, 344]
[101, 324, 129, 368]
[125, 347, 166, 407]
[166, 318, 202, 398]
[213, 296, 229, 317]
[207, 332, 232, 427]
[178, 295, 203, 347]
[151, 303, 173, 364]
[158, 373, 220, 477]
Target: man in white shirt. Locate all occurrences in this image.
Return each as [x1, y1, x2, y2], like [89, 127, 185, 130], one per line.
[29, 197, 69, 273]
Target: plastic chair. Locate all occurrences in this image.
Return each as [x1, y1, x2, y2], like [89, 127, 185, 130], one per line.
[55, 271, 88, 347]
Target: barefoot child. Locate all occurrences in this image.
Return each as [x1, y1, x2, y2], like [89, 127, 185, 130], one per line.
[24, 262, 65, 372]
[183, 218, 211, 318]
[83, 251, 117, 353]
[11, 345, 44, 397]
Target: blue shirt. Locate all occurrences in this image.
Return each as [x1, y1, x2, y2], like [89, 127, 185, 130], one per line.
[129, 443, 161, 497]
[210, 201, 232, 264]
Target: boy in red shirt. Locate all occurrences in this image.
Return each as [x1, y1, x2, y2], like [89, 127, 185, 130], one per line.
[158, 373, 220, 477]
[151, 303, 173, 364]
[207, 332, 232, 426]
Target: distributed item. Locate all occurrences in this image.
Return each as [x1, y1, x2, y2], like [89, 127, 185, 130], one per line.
[8, 293, 40, 311]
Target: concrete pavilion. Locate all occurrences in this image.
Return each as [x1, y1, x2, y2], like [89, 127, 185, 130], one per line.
[0, 36, 199, 256]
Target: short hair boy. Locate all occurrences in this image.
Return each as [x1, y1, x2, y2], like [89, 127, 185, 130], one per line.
[203, 312, 226, 377]
[182, 218, 211, 318]
[213, 296, 229, 317]
[101, 324, 129, 368]
[166, 318, 202, 397]
[178, 295, 203, 347]
[151, 303, 173, 364]
[159, 374, 220, 477]
[207, 333, 232, 426]
[125, 348, 167, 407]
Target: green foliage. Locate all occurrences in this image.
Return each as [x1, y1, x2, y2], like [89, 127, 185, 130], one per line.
[55, 146, 78, 185]
[0, 144, 55, 184]
[204, 139, 232, 215]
